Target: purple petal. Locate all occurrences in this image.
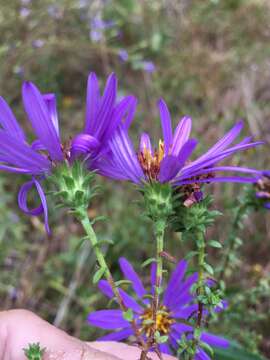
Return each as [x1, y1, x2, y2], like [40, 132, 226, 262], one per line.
[22, 81, 63, 162]
[88, 310, 129, 329]
[195, 121, 244, 162]
[71, 133, 100, 157]
[171, 323, 193, 334]
[102, 95, 137, 144]
[163, 260, 187, 306]
[18, 178, 50, 234]
[18, 180, 43, 215]
[171, 116, 192, 156]
[181, 141, 263, 178]
[123, 96, 137, 129]
[180, 165, 261, 180]
[97, 279, 143, 313]
[98, 327, 133, 341]
[158, 155, 180, 183]
[85, 72, 100, 134]
[0, 97, 25, 140]
[173, 304, 198, 319]
[96, 156, 131, 181]
[265, 202, 270, 209]
[139, 133, 152, 154]
[94, 73, 117, 141]
[0, 163, 31, 174]
[108, 126, 145, 184]
[0, 130, 51, 174]
[177, 176, 260, 186]
[43, 93, 59, 135]
[201, 332, 229, 348]
[167, 273, 198, 311]
[159, 343, 171, 355]
[158, 99, 173, 154]
[119, 257, 146, 298]
[119, 289, 143, 313]
[98, 280, 114, 298]
[33, 178, 50, 235]
[195, 348, 211, 360]
[159, 139, 197, 183]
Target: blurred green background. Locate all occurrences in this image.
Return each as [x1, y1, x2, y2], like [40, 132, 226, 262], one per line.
[0, 0, 269, 358]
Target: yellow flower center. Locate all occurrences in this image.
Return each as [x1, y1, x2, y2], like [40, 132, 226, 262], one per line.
[139, 305, 175, 337]
[138, 140, 165, 181]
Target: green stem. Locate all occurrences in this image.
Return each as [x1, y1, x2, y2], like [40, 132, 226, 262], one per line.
[152, 220, 166, 341]
[192, 231, 206, 359]
[155, 220, 166, 301]
[78, 210, 147, 351]
[196, 231, 205, 327]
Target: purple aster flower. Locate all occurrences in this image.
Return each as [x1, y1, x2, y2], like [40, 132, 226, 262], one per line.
[142, 61, 156, 73]
[0, 82, 64, 233]
[255, 171, 270, 209]
[118, 49, 129, 62]
[32, 39, 45, 48]
[20, 7, 31, 18]
[90, 17, 115, 42]
[88, 258, 229, 358]
[70, 72, 137, 168]
[97, 98, 263, 198]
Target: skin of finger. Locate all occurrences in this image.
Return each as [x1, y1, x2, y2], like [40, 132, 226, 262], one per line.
[90, 342, 177, 360]
[0, 310, 121, 360]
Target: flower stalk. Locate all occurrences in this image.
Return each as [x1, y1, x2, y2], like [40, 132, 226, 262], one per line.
[78, 208, 147, 353]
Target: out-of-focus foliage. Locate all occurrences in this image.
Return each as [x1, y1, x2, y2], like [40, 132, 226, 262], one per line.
[0, 0, 269, 358]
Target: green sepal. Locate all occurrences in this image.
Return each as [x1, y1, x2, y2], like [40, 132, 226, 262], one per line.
[141, 257, 157, 268]
[123, 308, 134, 322]
[93, 267, 106, 284]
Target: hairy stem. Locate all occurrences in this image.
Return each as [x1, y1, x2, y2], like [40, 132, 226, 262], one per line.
[79, 210, 147, 351]
[140, 220, 166, 360]
[193, 231, 206, 358]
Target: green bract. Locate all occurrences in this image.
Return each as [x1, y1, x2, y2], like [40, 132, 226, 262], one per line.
[49, 161, 98, 216]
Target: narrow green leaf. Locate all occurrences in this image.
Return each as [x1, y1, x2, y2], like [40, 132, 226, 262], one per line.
[141, 258, 157, 268]
[208, 240, 222, 248]
[123, 308, 134, 322]
[200, 341, 214, 357]
[203, 263, 214, 275]
[93, 267, 106, 284]
[114, 279, 132, 286]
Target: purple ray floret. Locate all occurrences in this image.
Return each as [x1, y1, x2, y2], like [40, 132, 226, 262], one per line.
[88, 258, 229, 358]
[0, 83, 63, 233]
[97, 98, 263, 189]
[70, 72, 137, 168]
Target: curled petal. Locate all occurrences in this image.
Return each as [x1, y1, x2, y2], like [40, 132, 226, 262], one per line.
[18, 179, 50, 234]
[71, 133, 100, 157]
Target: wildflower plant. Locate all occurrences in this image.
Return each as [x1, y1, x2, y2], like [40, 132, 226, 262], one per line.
[0, 73, 267, 360]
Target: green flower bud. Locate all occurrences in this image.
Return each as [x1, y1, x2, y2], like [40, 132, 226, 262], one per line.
[48, 161, 97, 215]
[142, 182, 174, 222]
